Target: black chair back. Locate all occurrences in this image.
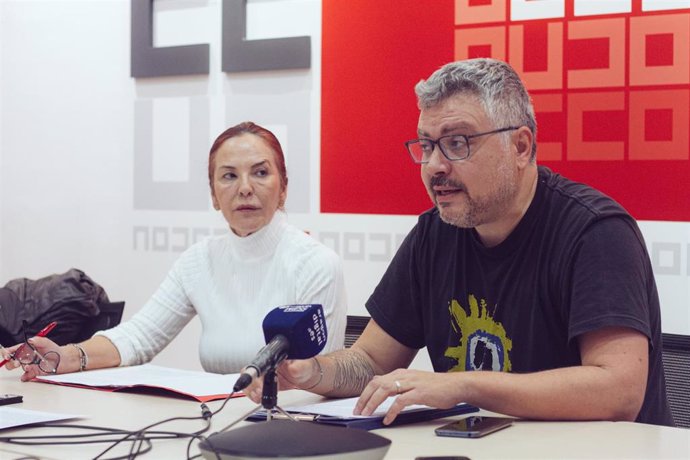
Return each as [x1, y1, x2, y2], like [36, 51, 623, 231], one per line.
[662, 333, 690, 428]
[345, 315, 370, 348]
[74, 301, 125, 343]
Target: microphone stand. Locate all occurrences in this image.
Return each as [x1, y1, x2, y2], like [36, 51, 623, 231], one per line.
[217, 365, 297, 434]
[261, 368, 296, 421]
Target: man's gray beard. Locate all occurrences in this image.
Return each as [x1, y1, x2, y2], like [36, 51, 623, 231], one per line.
[436, 169, 517, 229]
[437, 200, 482, 228]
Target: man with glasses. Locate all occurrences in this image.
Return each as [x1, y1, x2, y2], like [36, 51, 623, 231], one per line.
[247, 58, 673, 427]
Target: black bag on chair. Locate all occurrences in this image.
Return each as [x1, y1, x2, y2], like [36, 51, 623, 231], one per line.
[0, 268, 123, 346]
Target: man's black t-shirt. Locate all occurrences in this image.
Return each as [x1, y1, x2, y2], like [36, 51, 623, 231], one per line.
[366, 166, 673, 426]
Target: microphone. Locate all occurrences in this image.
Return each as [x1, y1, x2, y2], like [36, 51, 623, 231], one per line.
[233, 304, 327, 392]
[204, 305, 390, 460]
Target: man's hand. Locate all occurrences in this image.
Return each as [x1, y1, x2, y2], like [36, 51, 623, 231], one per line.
[352, 326, 649, 425]
[354, 369, 463, 425]
[242, 358, 318, 403]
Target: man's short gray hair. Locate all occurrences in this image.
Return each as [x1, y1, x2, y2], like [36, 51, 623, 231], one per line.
[415, 58, 537, 160]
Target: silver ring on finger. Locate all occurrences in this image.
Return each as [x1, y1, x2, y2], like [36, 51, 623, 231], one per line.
[394, 380, 402, 395]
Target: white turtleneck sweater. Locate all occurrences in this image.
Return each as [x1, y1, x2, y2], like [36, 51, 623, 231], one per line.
[97, 212, 347, 374]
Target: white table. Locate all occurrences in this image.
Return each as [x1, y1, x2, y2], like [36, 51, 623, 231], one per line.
[1, 371, 688, 459]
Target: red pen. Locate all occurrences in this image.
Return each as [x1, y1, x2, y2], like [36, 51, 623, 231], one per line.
[35, 321, 58, 338]
[0, 321, 58, 367]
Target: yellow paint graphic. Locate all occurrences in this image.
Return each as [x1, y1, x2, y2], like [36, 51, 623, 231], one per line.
[445, 294, 513, 372]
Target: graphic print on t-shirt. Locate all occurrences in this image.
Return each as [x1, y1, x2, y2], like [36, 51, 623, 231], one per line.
[445, 295, 513, 372]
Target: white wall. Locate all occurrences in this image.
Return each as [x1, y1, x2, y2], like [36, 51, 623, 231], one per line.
[0, 0, 687, 375]
[0, 0, 410, 370]
[0, 1, 4, 267]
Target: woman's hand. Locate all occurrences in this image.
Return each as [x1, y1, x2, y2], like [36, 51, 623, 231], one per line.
[2, 337, 65, 382]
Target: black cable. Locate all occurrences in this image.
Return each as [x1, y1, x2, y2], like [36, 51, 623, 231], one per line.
[95, 411, 212, 460]
[184, 395, 237, 460]
[105, 438, 154, 460]
[94, 396, 240, 460]
[0, 424, 156, 460]
[186, 432, 215, 460]
[0, 398, 227, 460]
[189, 393, 245, 460]
[0, 424, 180, 444]
[200, 403, 212, 420]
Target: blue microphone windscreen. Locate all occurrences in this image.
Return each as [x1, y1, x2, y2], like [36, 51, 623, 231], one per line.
[262, 304, 328, 359]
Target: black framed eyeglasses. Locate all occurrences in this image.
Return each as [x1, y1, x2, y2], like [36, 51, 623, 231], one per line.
[404, 126, 520, 164]
[10, 321, 60, 374]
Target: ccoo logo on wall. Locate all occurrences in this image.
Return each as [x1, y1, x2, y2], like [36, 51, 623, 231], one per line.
[130, 0, 311, 213]
[129, 0, 313, 253]
[320, 0, 690, 222]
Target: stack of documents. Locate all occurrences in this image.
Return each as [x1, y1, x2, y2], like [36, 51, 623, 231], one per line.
[36, 364, 243, 402]
[247, 396, 477, 430]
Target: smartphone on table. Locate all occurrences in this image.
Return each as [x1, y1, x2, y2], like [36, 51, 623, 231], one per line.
[0, 394, 23, 406]
[415, 457, 471, 460]
[435, 416, 513, 438]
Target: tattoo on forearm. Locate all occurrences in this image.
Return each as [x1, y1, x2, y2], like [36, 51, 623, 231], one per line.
[328, 350, 375, 396]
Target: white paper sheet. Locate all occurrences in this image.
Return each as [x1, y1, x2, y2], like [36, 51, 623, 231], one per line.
[0, 407, 81, 430]
[284, 396, 431, 418]
[36, 364, 241, 400]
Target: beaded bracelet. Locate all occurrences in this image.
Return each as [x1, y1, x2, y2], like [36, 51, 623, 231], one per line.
[69, 343, 88, 372]
[302, 357, 323, 390]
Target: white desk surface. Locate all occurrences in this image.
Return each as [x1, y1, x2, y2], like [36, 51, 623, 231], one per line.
[1, 370, 688, 459]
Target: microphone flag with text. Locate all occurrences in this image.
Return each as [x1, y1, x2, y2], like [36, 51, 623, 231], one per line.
[233, 304, 327, 392]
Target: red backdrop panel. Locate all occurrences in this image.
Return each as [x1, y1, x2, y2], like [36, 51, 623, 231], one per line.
[321, 1, 690, 221]
[321, 0, 454, 215]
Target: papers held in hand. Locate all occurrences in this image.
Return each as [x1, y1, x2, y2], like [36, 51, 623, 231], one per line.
[246, 396, 478, 430]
